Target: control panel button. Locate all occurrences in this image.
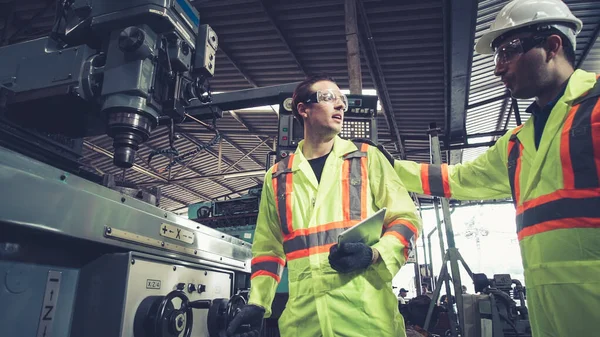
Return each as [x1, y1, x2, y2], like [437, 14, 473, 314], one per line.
[198, 284, 206, 294]
[188, 283, 196, 293]
[176, 282, 185, 291]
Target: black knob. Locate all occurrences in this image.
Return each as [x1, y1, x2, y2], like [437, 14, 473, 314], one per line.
[197, 284, 206, 294]
[176, 282, 185, 291]
[187, 283, 196, 293]
[118, 27, 145, 52]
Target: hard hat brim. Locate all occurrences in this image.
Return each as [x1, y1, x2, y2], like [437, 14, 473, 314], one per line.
[475, 25, 518, 55]
[475, 18, 583, 55]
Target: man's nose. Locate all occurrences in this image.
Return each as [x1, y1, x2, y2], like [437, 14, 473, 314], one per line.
[494, 61, 507, 77]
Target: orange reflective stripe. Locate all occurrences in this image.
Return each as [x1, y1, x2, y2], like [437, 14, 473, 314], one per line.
[421, 164, 431, 195]
[284, 156, 294, 235]
[440, 164, 451, 198]
[383, 231, 411, 260]
[272, 155, 294, 236]
[286, 244, 335, 261]
[251, 255, 285, 266]
[384, 220, 419, 260]
[518, 217, 600, 241]
[250, 270, 281, 282]
[516, 188, 600, 215]
[342, 159, 351, 220]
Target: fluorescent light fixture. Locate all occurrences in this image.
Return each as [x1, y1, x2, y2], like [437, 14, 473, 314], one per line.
[223, 170, 265, 179]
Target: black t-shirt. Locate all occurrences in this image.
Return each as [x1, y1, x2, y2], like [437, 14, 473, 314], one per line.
[308, 152, 330, 183]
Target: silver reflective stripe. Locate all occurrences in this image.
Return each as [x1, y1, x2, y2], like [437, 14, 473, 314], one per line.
[283, 227, 347, 254]
[251, 261, 284, 278]
[345, 143, 368, 220]
[516, 196, 600, 232]
[349, 154, 363, 220]
[428, 164, 446, 197]
[385, 224, 415, 247]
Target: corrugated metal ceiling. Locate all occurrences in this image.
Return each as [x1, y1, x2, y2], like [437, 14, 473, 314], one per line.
[2, 0, 600, 213]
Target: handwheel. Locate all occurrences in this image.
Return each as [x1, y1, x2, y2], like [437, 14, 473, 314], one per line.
[207, 295, 249, 337]
[134, 290, 193, 337]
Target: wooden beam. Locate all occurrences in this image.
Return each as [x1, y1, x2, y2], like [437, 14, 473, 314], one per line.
[345, 0, 362, 94]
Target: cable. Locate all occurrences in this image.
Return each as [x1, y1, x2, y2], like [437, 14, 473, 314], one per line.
[498, 313, 520, 337]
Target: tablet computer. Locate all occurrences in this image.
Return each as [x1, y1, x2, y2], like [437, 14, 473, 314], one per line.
[337, 208, 387, 245]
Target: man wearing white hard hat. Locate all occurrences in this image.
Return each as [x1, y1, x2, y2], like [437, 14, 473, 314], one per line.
[393, 0, 600, 336]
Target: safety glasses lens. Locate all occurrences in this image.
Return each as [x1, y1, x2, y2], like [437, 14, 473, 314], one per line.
[493, 39, 524, 66]
[317, 90, 348, 112]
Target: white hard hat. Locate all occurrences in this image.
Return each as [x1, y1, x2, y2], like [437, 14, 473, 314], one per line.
[475, 0, 582, 54]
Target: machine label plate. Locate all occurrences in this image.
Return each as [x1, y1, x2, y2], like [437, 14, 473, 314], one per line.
[36, 270, 62, 337]
[159, 223, 195, 244]
[146, 279, 161, 289]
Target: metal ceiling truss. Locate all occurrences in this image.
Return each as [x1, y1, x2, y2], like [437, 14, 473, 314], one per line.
[176, 130, 263, 185]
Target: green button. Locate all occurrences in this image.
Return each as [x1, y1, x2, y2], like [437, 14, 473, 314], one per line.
[283, 128, 288, 132]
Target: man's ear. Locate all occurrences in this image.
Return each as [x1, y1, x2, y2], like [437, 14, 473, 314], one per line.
[297, 102, 308, 118]
[545, 34, 562, 62]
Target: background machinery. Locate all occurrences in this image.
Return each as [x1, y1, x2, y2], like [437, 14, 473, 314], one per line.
[0, 1, 294, 336]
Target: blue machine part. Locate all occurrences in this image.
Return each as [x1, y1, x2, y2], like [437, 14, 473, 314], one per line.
[176, 0, 200, 27]
[0, 261, 79, 337]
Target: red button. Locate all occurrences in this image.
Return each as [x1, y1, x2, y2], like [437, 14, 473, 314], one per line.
[282, 136, 288, 140]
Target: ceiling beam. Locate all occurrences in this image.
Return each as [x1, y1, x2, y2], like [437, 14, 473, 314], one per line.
[219, 46, 259, 87]
[356, 0, 405, 158]
[142, 140, 237, 194]
[257, 0, 307, 76]
[176, 129, 262, 185]
[445, 0, 478, 164]
[576, 19, 600, 69]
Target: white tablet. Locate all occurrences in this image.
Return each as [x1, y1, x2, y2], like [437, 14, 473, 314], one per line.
[337, 208, 387, 245]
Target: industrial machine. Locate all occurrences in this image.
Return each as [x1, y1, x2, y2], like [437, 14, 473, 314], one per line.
[461, 273, 531, 337]
[0, 1, 298, 336]
[276, 92, 379, 160]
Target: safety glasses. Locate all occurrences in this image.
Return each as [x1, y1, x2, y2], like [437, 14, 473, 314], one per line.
[493, 36, 547, 66]
[304, 89, 349, 112]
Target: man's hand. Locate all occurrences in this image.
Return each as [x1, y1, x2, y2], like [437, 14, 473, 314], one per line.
[328, 242, 376, 273]
[226, 304, 265, 337]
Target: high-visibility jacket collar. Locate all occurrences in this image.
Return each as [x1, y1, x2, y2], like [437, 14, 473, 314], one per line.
[294, 136, 362, 169]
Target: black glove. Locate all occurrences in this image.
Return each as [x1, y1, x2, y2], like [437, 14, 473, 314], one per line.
[328, 242, 373, 273]
[226, 304, 265, 337]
